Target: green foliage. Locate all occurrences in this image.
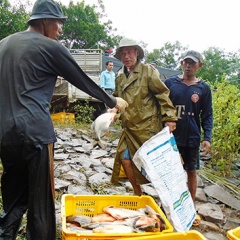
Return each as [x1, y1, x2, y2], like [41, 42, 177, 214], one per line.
[59, 0, 121, 49]
[146, 43, 240, 88]
[209, 77, 240, 174]
[227, 52, 240, 87]
[73, 101, 96, 123]
[0, 0, 29, 40]
[90, 183, 109, 195]
[145, 41, 188, 69]
[0, 0, 121, 50]
[198, 47, 240, 85]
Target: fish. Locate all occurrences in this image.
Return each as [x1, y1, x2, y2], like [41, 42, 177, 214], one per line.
[82, 221, 127, 229]
[137, 223, 160, 232]
[66, 223, 93, 234]
[145, 205, 166, 231]
[91, 213, 116, 223]
[102, 206, 145, 220]
[133, 215, 159, 228]
[121, 205, 166, 232]
[65, 204, 167, 235]
[91, 111, 117, 149]
[121, 215, 161, 232]
[92, 224, 134, 233]
[66, 214, 92, 227]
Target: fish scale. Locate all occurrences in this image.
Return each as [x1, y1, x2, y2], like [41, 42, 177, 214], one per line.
[102, 206, 146, 220]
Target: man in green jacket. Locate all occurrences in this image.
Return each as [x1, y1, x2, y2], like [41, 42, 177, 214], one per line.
[111, 38, 178, 196]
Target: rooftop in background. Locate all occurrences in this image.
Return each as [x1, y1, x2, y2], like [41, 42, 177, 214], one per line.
[102, 55, 181, 80]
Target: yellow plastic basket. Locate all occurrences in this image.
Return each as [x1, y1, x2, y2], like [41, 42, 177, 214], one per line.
[51, 112, 75, 124]
[227, 226, 240, 240]
[117, 230, 207, 239]
[61, 194, 173, 240]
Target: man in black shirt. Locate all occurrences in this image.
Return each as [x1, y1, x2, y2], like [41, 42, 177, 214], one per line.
[0, 0, 128, 239]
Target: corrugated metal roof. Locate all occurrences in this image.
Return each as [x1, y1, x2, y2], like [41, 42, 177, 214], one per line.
[102, 55, 181, 80]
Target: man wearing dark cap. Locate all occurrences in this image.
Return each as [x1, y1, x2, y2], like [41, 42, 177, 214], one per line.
[165, 50, 213, 226]
[0, 0, 128, 239]
[111, 38, 178, 196]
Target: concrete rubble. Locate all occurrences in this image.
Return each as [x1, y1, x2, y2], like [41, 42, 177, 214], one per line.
[54, 127, 240, 240]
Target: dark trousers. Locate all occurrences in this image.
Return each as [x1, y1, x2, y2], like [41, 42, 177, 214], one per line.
[0, 143, 56, 240]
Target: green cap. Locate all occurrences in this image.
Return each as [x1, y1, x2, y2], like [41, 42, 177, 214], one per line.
[114, 38, 144, 60]
[183, 50, 203, 63]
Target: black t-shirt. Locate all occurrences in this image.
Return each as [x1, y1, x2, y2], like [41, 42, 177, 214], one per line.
[0, 31, 116, 145]
[165, 76, 213, 148]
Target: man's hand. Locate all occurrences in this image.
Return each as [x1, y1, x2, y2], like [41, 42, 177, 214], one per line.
[164, 122, 176, 133]
[201, 140, 211, 156]
[107, 108, 119, 123]
[115, 97, 128, 113]
[108, 108, 118, 114]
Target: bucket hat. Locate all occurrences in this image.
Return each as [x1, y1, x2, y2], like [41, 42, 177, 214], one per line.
[114, 38, 144, 60]
[27, 0, 67, 24]
[182, 50, 203, 63]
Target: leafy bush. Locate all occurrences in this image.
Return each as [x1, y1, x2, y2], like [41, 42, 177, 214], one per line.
[73, 101, 96, 124]
[209, 77, 240, 173]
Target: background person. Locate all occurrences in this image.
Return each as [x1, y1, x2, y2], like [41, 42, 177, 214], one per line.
[111, 38, 178, 196]
[164, 50, 213, 226]
[0, 0, 128, 239]
[100, 61, 115, 95]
